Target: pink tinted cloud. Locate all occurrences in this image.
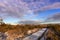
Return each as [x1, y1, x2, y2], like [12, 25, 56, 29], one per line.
[0, 0, 33, 19]
[34, 2, 60, 12]
[41, 2, 60, 10]
[0, 0, 60, 19]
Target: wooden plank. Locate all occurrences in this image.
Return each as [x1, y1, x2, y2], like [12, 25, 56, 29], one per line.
[23, 28, 47, 40]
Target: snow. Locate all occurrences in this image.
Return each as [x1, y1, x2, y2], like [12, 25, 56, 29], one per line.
[23, 28, 47, 40]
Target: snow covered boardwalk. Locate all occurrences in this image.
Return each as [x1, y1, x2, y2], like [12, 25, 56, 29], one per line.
[23, 28, 47, 40]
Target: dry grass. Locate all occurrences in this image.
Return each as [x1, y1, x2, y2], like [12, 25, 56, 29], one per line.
[0, 24, 60, 40]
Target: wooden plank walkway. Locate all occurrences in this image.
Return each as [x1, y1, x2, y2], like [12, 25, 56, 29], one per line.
[23, 28, 47, 40]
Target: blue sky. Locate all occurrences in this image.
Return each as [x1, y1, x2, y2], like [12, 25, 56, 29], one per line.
[0, 0, 60, 24]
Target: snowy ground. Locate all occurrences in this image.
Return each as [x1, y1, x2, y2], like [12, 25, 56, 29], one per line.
[0, 28, 47, 40]
[23, 28, 47, 40]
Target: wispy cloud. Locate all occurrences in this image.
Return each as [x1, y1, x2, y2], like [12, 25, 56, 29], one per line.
[0, 0, 60, 21]
[40, 2, 60, 11]
[32, 2, 60, 13]
[0, 0, 33, 19]
[22, 0, 60, 14]
[46, 13, 60, 21]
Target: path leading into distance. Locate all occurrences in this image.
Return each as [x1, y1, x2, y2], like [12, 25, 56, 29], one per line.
[23, 28, 47, 40]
